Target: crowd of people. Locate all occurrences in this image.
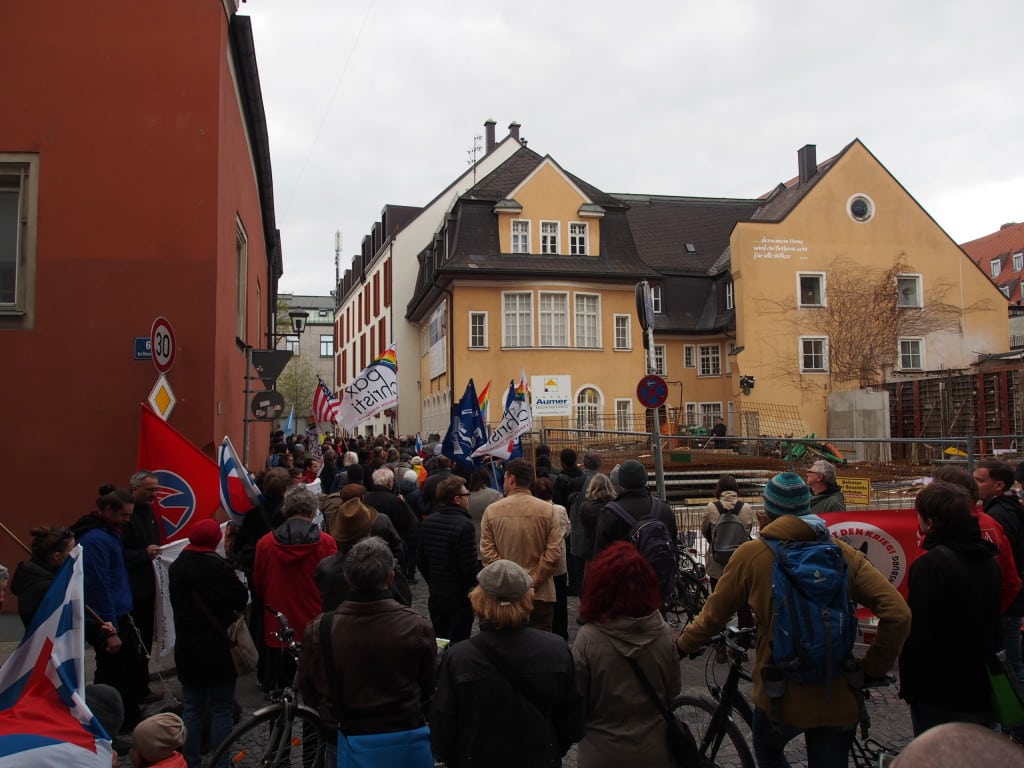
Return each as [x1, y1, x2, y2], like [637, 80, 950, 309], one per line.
[7, 427, 1024, 767]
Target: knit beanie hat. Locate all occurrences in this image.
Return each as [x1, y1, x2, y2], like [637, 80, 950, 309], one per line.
[763, 472, 811, 518]
[85, 683, 123, 738]
[132, 712, 187, 763]
[616, 460, 649, 490]
[185, 518, 222, 552]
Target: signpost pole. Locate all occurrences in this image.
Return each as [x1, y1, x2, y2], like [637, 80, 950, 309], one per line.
[647, 326, 666, 501]
[243, 345, 254, 466]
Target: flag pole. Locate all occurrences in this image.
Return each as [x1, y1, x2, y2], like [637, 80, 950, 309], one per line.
[0, 521, 30, 554]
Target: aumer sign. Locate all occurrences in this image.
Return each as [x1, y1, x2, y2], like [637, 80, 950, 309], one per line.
[531, 375, 571, 416]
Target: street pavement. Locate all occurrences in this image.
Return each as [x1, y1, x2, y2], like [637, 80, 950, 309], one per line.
[0, 575, 915, 767]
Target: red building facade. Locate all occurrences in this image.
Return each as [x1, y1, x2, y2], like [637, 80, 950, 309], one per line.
[0, 2, 279, 573]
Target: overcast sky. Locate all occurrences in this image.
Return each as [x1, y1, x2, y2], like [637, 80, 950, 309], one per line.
[245, 0, 1024, 296]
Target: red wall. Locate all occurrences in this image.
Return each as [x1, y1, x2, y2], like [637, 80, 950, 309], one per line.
[0, 3, 272, 578]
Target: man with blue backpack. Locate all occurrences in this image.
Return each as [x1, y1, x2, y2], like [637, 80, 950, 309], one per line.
[676, 472, 911, 768]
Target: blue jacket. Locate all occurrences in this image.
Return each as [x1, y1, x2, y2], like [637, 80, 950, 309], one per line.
[72, 514, 133, 629]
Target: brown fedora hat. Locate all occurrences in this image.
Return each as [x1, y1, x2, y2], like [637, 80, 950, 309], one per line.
[330, 497, 378, 542]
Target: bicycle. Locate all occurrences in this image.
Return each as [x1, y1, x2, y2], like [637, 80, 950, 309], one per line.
[208, 605, 328, 768]
[665, 541, 710, 629]
[674, 626, 900, 768]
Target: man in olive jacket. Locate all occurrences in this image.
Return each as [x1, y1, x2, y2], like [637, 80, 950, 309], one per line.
[677, 472, 910, 768]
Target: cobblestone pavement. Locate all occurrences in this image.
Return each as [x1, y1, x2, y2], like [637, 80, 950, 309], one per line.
[0, 575, 915, 767]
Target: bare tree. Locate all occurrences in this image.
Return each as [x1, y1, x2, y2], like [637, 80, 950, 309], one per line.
[757, 258, 990, 387]
[275, 355, 318, 419]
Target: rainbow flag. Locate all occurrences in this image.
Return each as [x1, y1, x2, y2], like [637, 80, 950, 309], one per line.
[373, 342, 398, 372]
[477, 380, 491, 424]
[515, 368, 528, 398]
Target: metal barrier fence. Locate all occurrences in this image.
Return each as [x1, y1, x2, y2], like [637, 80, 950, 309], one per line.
[533, 428, 1024, 511]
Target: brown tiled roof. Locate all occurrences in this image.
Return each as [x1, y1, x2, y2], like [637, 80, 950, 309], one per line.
[750, 143, 851, 221]
[962, 222, 1024, 302]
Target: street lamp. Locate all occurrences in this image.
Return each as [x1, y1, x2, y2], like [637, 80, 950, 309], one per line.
[271, 309, 310, 342]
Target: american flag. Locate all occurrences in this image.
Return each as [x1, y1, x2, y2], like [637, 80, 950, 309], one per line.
[312, 377, 341, 425]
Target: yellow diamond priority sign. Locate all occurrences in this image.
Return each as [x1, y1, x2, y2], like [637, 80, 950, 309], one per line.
[148, 374, 176, 421]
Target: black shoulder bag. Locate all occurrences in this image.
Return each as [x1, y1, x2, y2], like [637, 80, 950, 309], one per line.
[625, 657, 700, 767]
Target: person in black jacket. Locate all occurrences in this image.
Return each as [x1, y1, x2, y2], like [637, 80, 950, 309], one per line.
[418, 477, 479, 642]
[10, 525, 75, 628]
[169, 519, 248, 768]
[365, 468, 417, 570]
[974, 458, 1024, 691]
[899, 481, 1001, 735]
[431, 559, 584, 768]
[591, 460, 677, 557]
[124, 470, 163, 703]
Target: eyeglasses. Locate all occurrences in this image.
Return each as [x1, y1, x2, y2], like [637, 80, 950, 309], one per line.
[455, 492, 471, 497]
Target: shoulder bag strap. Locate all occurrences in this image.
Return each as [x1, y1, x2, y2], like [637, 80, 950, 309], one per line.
[625, 657, 676, 730]
[605, 501, 635, 527]
[472, 636, 550, 719]
[191, 590, 231, 645]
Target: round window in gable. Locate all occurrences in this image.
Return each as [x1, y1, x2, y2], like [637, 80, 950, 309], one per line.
[847, 193, 875, 223]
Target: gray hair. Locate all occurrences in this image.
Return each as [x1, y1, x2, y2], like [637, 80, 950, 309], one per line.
[371, 467, 394, 488]
[342, 451, 358, 467]
[342, 536, 395, 591]
[585, 473, 614, 501]
[129, 470, 157, 488]
[282, 485, 318, 519]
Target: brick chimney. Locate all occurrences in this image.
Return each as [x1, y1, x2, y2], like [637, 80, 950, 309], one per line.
[798, 144, 817, 185]
[508, 122, 521, 142]
[484, 119, 496, 154]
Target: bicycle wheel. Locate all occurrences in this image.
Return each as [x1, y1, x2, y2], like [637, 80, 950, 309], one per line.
[208, 705, 328, 768]
[667, 572, 709, 629]
[672, 692, 755, 768]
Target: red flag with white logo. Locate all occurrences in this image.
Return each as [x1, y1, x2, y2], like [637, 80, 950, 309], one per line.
[136, 405, 220, 542]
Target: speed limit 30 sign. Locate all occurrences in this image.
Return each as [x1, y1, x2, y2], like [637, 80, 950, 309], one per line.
[150, 316, 176, 374]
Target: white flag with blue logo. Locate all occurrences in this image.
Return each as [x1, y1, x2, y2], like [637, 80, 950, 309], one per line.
[218, 435, 264, 527]
[0, 545, 112, 766]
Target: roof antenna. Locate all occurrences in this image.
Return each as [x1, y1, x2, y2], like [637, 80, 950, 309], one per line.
[467, 134, 482, 184]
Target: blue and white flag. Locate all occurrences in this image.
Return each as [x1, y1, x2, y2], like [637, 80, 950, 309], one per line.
[0, 545, 112, 767]
[473, 371, 532, 460]
[414, 432, 423, 456]
[218, 435, 264, 527]
[283, 406, 296, 437]
[442, 379, 485, 474]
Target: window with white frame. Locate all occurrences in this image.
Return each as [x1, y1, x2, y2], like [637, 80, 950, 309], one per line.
[503, 292, 532, 347]
[648, 344, 666, 376]
[800, 336, 828, 372]
[284, 335, 300, 355]
[798, 272, 825, 307]
[614, 314, 631, 350]
[320, 335, 334, 357]
[469, 311, 488, 349]
[684, 345, 695, 368]
[726, 281, 734, 310]
[540, 221, 559, 255]
[1001, 285, 1011, 298]
[685, 402, 698, 427]
[576, 387, 600, 429]
[896, 274, 923, 308]
[899, 338, 923, 370]
[651, 284, 663, 313]
[700, 402, 723, 429]
[539, 292, 568, 346]
[698, 344, 721, 376]
[725, 342, 735, 374]
[511, 220, 530, 254]
[569, 222, 589, 255]
[575, 293, 600, 347]
[615, 399, 633, 432]
[0, 154, 39, 329]
[1014, 252, 1023, 272]
[991, 259, 1002, 278]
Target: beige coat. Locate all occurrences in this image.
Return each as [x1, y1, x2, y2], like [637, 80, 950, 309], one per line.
[572, 612, 681, 768]
[677, 514, 911, 729]
[479, 488, 562, 602]
[701, 490, 756, 580]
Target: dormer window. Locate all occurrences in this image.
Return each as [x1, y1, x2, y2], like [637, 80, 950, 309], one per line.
[991, 258, 1002, 278]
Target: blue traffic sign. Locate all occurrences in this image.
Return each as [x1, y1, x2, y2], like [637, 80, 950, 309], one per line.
[636, 374, 669, 409]
[134, 337, 152, 360]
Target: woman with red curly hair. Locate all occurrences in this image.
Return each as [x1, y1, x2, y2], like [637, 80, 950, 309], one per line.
[571, 541, 681, 767]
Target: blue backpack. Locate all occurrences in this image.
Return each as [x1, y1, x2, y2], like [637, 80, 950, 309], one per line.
[606, 500, 677, 602]
[765, 532, 857, 686]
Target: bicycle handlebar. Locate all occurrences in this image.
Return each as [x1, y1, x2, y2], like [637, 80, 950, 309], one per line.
[263, 604, 297, 646]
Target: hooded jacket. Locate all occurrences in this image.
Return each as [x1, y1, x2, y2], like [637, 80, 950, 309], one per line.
[899, 521, 1000, 712]
[417, 503, 478, 607]
[10, 559, 57, 628]
[572, 612, 681, 768]
[252, 518, 337, 648]
[983, 493, 1024, 615]
[70, 514, 133, 630]
[677, 514, 911, 729]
